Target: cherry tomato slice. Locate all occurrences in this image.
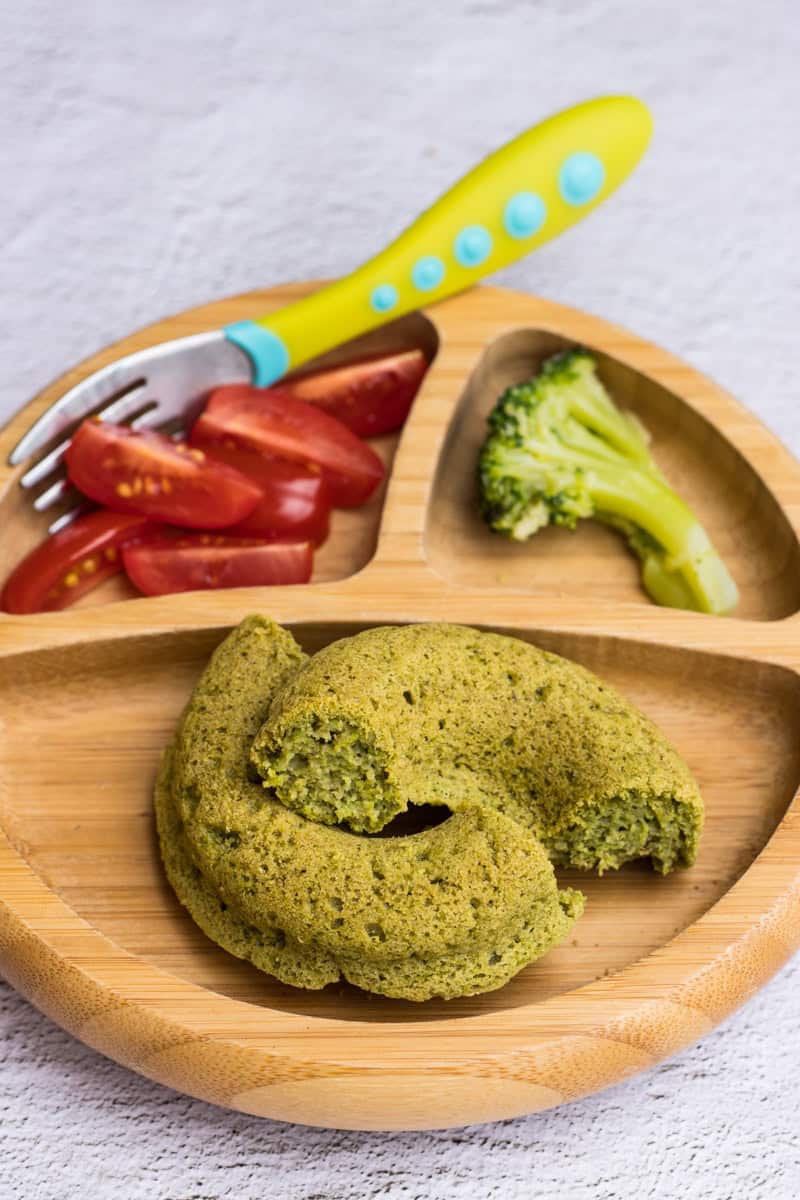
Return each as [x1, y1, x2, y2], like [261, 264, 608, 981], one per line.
[266, 349, 428, 438]
[122, 534, 313, 596]
[196, 443, 331, 546]
[1, 510, 153, 614]
[192, 388, 384, 508]
[65, 420, 262, 528]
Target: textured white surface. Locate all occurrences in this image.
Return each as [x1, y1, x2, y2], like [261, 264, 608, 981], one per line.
[1, 0, 799, 1196]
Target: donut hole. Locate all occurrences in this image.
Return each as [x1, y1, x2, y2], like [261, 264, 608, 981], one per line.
[362, 803, 452, 839]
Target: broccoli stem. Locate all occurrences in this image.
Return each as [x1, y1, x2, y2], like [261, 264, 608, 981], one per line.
[491, 444, 737, 613]
[560, 378, 654, 469]
[589, 464, 738, 614]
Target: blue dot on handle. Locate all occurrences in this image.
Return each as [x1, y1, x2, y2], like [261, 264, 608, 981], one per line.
[454, 225, 492, 267]
[503, 192, 546, 239]
[370, 284, 398, 312]
[559, 152, 605, 206]
[412, 255, 445, 291]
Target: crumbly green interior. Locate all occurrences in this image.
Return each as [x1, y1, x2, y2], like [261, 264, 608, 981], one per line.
[260, 717, 394, 832]
[156, 616, 703, 1002]
[543, 793, 699, 875]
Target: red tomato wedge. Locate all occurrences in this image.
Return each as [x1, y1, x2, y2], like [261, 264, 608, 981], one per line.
[123, 534, 313, 596]
[65, 420, 262, 529]
[266, 349, 428, 438]
[1, 510, 153, 614]
[198, 443, 331, 545]
[191, 388, 385, 508]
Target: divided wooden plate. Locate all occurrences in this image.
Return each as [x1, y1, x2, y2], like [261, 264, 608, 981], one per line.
[1, 283, 799, 1132]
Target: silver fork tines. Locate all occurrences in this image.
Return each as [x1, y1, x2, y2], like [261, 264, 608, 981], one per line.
[48, 502, 94, 535]
[10, 330, 252, 527]
[35, 478, 81, 513]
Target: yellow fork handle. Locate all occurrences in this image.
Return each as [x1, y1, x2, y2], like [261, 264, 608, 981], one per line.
[224, 95, 653, 384]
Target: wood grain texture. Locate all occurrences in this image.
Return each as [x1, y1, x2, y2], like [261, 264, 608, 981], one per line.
[1, 283, 799, 1131]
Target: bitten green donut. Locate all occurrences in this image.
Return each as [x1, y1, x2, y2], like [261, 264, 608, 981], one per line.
[156, 616, 702, 1002]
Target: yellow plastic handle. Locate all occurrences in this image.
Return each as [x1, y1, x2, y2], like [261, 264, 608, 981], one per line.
[225, 96, 653, 384]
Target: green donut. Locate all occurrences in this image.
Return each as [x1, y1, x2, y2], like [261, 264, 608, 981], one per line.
[156, 616, 702, 1002]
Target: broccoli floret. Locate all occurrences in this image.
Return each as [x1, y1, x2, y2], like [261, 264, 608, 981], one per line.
[478, 349, 738, 615]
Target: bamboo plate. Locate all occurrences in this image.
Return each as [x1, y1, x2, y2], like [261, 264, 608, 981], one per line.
[1, 283, 800, 1132]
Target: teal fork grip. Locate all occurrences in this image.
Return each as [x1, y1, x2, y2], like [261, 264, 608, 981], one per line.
[225, 95, 653, 385]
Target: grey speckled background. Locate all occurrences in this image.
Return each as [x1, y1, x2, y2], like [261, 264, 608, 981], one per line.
[1, 1, 799, 1197]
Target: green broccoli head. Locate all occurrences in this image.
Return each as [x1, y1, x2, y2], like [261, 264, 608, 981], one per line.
[479, 349, 652, 538]
[477, 349, 738, 615]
